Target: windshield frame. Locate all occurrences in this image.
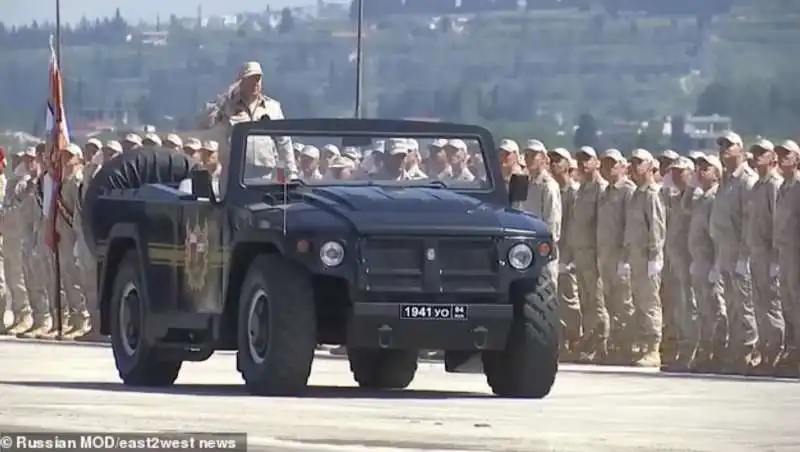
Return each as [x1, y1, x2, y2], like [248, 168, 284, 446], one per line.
[228, 118, 506, 205]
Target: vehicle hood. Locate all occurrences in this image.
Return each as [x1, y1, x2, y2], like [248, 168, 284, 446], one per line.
[293, 185, 547, 235]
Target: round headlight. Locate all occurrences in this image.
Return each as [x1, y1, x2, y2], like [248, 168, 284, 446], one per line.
[320, 241, 345, 267]
[508, 243, 534, 270]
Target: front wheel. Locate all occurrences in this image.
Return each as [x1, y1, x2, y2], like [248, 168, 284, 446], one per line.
[482, 271, 560, 398]
[236, 254, 317, 396]
[348, 348, 419, 389]
[110, 250, 182, 386]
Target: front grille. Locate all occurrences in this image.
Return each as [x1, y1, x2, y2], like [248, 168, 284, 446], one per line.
[359, 236, 499, 294]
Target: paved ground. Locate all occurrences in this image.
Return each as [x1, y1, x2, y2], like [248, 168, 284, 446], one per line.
[0, 338, 796, 452]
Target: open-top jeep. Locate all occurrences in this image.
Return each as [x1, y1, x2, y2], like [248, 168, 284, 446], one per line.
[82, 119, 559, 398]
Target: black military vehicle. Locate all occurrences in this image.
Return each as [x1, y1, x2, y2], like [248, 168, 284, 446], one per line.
[82, 119, 559, 398]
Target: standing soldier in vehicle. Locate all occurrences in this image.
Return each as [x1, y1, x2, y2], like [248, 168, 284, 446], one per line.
[15, 147, 52, 338]
[200, 61, 298, 185]
[596, 149, 635, 362]
[2, 147, 32, 335]
[710, 131, 758, 373]
[774, 140, 800, 377]
[520, 140, 561, 284]
[662, 157, 700, 371]
[688, 154, 726, 372]
[569, 146, 609, 361]
[746, 140, 785, 374]
[623, 149, 667, 367]
[549, 147, 582, 359]
[56, 144, 90, 339]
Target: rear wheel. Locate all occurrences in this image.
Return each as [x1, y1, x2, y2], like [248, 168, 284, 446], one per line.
[482, 271, 559, 398]
[348, 348, 419, 389]
[236, 254, 317, 396]
[110, 250, 182, 386]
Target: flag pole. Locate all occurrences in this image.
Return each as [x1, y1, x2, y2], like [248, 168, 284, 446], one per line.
[354, 0, 364, 119]
[53, 0, 63, 339]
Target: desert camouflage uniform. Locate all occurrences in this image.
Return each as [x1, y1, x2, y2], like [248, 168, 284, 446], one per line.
[558, 179, 582, 356]
[2, 172, 32, 334]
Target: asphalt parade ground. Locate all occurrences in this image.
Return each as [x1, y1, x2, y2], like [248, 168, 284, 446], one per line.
[0, 337, 796, 452]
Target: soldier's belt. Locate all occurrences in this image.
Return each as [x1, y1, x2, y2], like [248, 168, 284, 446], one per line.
[57, 199, 74, 228]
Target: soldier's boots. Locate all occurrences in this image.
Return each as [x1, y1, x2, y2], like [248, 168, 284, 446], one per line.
[63, 316, 91, 340]
[633, 342, 661, 368]
[7, 312, 34, 335]
[39, 314, 72, 339]
[578, 339, 609, 364]
[751, 347, 781, 377]
[774, 349, 800, 378]
[18, 315, 54, 339]
[662, 345, 697, 372]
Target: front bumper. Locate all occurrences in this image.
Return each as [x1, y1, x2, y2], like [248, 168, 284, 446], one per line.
[346, 302, 513, 351]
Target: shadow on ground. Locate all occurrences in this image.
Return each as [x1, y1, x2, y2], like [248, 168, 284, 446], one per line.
[0, 380, 491, 399]
[559, 365, 796, 384]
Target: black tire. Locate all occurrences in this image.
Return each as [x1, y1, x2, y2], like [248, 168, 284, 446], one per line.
[236, 254, 317, 396]
[482, 270, 559, 398]
[110, 250, 182, 386]
[348, 349, 419, 389]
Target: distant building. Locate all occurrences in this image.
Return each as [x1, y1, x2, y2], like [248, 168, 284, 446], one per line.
[684, 114, 732, 152]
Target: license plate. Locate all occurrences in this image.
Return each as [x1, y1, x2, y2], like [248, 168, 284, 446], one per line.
[399, 304, 468, 320]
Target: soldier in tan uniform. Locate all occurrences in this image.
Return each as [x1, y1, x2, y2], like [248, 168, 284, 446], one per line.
[662, 156, 701, 371]
[596, 149, 636, 361]
[2, 148, 32, 335]
[57, 143, 90, 339]
[688, 154, 726, 371]
[623, 149, 667, 367]
[83, 138, 102, 163]
[710, 131, 759, 372]
[520, 139, 561, 283]
[568, 146, 609, 361]
[183, 138, 202, 159]
[498, 139, 524, 183]
[101, 140, 123, 161]
[774, 140, 800, 376]
[0, 147, 8, 334]
[163, 134, 183, 151]
[549, 147, 582, 359]
[746, 140, 785, 374]
[201, 61, 298, 190]
[122, 134, 143, 153]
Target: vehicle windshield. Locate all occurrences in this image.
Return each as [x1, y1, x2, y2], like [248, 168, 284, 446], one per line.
[242, 132, 491, 189]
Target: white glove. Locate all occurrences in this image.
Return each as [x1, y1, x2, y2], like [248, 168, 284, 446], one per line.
[558, 262, 573, 273]
[770, 263, 780, 278]
[735, 259, 750, 276]
[647, 260, 663, 278]
[617, 262, 631, 279]
[708, 267, 721, 283]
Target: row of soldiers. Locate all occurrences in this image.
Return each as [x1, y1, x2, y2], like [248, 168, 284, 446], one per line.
[507, 131, 800, 376]
[0, 131, 223, 340]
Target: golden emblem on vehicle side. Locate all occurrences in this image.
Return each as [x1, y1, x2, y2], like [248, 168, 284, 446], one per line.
[184, 218, 210, 293]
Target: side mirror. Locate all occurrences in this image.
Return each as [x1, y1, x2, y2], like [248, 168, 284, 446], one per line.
[508, 173, 529, 205]
[191, 168, 215, 201]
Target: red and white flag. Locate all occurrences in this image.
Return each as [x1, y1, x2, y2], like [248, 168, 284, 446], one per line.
[43, 34, 70, 251]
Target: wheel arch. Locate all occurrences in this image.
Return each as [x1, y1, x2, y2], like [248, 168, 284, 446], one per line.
[98, 223, 149, 335]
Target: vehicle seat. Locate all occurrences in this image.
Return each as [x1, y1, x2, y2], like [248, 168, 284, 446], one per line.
[177, 178, 220, 197]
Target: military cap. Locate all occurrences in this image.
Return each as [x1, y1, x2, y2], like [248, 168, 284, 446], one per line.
[123, 133, 142, 145]
[669, 156, 695, 171]
[696, 154, 723, 173]
[342, 147, 360, 161]
[64, 143, 83, 157]
[21, 147, 36, 158]
[183, 138, 202, 151]
[329, 156, 356, 170]
[523, 139, 546, 153]
[86, 138, 103, 150]
[292, 142, 305, 153]
[577, 146, 597, 158]
[777, 140, 800, 155]
[164, 133, 183, 147]
[548, 147, 571, 161]
[659, 149, 680, 161]
[240, 61, 263, 78]
[143, 133, 162, 146]
[322, 144, 340, 156]
[687, 150, 705, 161]
[444, 139, 467, 152]
[201, 140, 219, 153]
[717, 131, 743, 147]
[429, 138, 448, 149]
[104, 140, 123, 154]
[386, 139, 409, 155]
[406, 138, 419, 152]
[498, 139, 519, 154]
[630, 148, 655, 162]
[300, 145, 321, 159]
[750, 139, 774, 153]
[601, 148, 626, 163]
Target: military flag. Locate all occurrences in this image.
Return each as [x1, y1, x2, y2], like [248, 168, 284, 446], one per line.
[43, 34, 69, 251]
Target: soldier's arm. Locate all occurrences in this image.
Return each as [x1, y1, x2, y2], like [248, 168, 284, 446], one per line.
[737, 173, 757, 262]
[268, 101, 299, 178]
[768, 177, 782, 264]
[543, 180, 562, 246]
[646, 188, 667, 261]
[561, 189, 574, 264]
